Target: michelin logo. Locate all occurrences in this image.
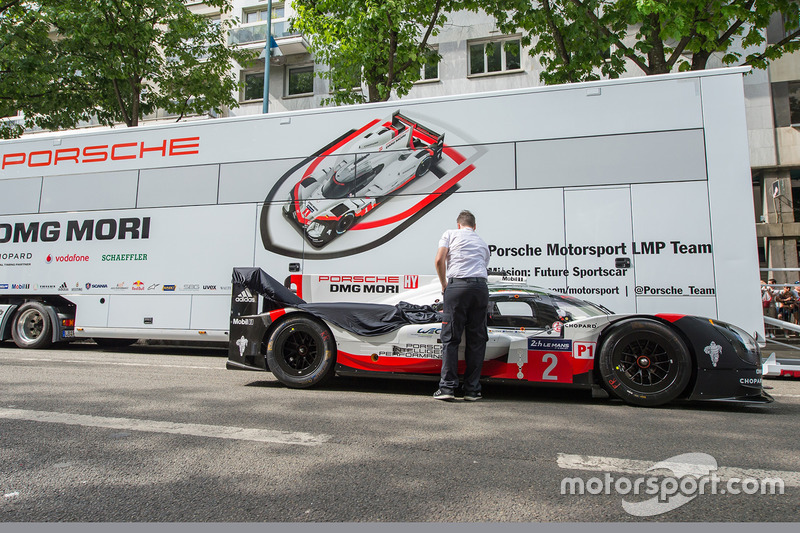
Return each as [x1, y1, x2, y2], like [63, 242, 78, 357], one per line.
[235, 288, 256, 303]
[236, 336, 248, 357]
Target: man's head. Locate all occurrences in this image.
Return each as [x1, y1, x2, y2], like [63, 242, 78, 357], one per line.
[457, 210, 476, 229]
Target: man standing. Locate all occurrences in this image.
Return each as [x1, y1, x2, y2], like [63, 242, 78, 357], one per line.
[433, 210, 490, 401]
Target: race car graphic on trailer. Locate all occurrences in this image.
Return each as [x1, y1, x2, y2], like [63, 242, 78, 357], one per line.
[227, 268, 772, 407]
[282, 112, 444, 248]
[260, 111, 478, 258]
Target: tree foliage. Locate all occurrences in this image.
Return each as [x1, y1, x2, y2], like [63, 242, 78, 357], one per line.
[292, 0, 463, 104]
[477, 0, 800, 84]
[1, 0, 255, 138]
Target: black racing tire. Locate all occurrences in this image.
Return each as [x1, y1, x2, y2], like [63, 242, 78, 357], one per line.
[11, 302, 53, 349]
[598, 319, 692, 407]
[94, 338, 138, 349]
[416, 156, 433, 177]
[335, 212, 356, 235]
[266, 316, 336, 388]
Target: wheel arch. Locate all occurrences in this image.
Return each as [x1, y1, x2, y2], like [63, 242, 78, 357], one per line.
[2, 297, 75, 345]
[594, 315, 698, 401]
[261, 310, 337, 360]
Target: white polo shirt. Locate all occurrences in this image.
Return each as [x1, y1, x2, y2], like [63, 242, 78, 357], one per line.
[438, 228, 490, 279]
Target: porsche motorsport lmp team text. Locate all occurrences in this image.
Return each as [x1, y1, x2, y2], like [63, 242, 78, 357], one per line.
[488, 241, 713, 258]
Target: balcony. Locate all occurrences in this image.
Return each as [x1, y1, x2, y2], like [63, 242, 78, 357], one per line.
[228, 21, 308, 55]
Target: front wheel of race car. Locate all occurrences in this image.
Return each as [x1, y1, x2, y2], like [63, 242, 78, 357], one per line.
[416, 156, 433, 177]
[335, 212, 356, 234]
[266, 316, 336, 388]
[598, 319, 692, 407]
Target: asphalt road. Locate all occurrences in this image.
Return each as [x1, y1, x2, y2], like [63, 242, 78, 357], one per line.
[1, 340, 798, 522]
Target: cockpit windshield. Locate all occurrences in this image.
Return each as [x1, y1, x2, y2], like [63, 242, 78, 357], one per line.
[320, 155, 372, 199]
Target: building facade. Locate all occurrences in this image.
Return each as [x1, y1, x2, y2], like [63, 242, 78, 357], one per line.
[197, 1, 800, 283]
[7, 1, 793, 282]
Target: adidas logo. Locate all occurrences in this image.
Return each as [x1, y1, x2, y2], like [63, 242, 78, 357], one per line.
[234, 288, 256, 303]
[59, 282, 68, 291]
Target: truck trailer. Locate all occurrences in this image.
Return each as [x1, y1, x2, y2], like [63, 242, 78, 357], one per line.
[0, 67, 762, 348]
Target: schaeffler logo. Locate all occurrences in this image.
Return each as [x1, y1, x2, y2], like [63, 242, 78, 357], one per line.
[235, 288, 256, 303]
[559, 453, 785, 516]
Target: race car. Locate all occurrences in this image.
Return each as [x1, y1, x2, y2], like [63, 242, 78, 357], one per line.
[227, 268, 772, 407]
[282, 112, 445, 248]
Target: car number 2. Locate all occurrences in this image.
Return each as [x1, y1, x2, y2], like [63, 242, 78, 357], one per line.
[528, 350, 573, 383]
[542, 353, 558, 381]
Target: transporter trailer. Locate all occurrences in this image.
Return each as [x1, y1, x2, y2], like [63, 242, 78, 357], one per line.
[0, 67, 763, 349]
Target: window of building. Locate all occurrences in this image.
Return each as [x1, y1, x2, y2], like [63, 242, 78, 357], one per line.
[417, 47, 440, 82]
[230, 3, 289, 45]
[773, 81, 800, 127]
[244, 2, 287, 37]
[789, 81, 800, 125]
[329, 62, 362, 93]
[242, 71, 264, 102]
[286, 65, 314, 97]
[468, 38, 521, 76]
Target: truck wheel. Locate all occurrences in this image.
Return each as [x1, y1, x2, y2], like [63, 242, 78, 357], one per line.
[266, 316, 336, 388]
[11, 302, 53, 349]
[335, 212, 356, 234]
[598, 319, 692, 407]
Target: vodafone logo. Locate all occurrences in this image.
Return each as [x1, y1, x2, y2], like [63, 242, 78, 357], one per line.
[47, 253, 89, 263]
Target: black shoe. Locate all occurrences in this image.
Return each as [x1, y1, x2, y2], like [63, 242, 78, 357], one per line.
[433, 389, 455, 401]
[464, 391, 482, 402]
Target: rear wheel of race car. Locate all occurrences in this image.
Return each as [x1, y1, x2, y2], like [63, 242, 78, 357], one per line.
[416, 156, 433, 177]
[266, 316, 336, 388]
[11, 302, 53, 349]
[335, 212, 356, 234]
[598, 319, 692, 407]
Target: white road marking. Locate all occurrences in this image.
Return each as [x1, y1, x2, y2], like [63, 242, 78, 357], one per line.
[0, 408, 329, 446]
[557, 453, 800, 487]
[1, 356, 219, 370]
[771, 393, 800, 398]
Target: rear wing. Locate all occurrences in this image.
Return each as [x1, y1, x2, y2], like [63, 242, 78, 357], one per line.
[228, 268, 305, 369]
[393, 111, 445, 157]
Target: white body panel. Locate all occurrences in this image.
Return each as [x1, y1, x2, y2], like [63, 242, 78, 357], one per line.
[0, 68, 762, 341]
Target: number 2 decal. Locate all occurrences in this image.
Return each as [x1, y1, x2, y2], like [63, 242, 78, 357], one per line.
[542, 353, 558, 381]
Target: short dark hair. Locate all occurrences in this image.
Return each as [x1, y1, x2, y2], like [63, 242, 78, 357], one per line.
[457, 210, 476, 228]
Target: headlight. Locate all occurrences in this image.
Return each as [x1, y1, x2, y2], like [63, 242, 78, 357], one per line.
[721, 322, 761, 365]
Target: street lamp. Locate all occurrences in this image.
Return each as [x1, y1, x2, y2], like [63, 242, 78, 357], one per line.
[261, 0, 273, 114]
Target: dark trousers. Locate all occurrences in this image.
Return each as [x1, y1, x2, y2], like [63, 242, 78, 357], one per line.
[439, 278, 489, 394]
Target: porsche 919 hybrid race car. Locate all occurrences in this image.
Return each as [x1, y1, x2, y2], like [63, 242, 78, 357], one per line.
[283, 112, 445, 248]
[227, 268, 772, 407]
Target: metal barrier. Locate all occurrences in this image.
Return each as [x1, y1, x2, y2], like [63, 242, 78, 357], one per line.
[758, 268, 800, 375]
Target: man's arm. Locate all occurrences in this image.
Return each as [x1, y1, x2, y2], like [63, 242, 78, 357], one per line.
[435, 247, 448, 292]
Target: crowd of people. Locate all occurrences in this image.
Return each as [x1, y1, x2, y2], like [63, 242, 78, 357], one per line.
[761, 278, 800, 338]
